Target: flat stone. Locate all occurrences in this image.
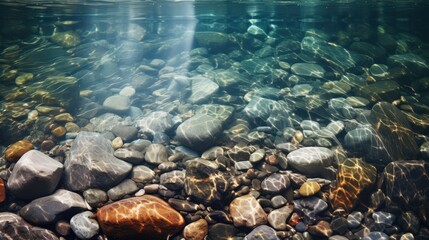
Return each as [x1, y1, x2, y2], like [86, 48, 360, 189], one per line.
[244, 225, 280, 240]
[387, 53, 428, 77]
[64, 131, 132, 191]
[268, 205, 294, 230]
[329, 158, 376, 211]
[70, 211, 99, 239]
[287, 147, 334, 177]
[19, 189, 87, 225]
[131, 165, 156, 183]
[357, 81, 400, 103]
[7, 150, 63, 200]
[107, 179, 139, 201]
[291, 63, 325, 78]
[261, 173, 290, 194]
[144, 143, 169, 165]
[250, 149, 265, 162]
[103, 95, 130, 113]
[119, 86, 136, 97]
[4, 139, 34, 162]
[230, 194, 268, 228]
[194, 32, 231, 51]
[183, 219, 208, 240]
[96, 195, 185, 240]
[168, 198, 200, 212]
[176, 114, 223, 151]
[195, 104, 234, 124]
[362, 231, 389, 240]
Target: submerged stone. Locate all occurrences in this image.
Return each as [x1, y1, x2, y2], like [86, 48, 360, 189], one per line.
[244, 225, 279, 240]
[97, 195, 185, 240]
[64, 132, 132, 191]
[287, 147, 334, 177]
[188, 77, 219, 104]
[357, 81, 400, 103]
[230, 194, 268, 228]
[329, 158, 377, 212]
[291, 63, 325, 78]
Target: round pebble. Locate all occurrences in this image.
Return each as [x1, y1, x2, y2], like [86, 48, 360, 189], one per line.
[298, 181, 321, 197]
[70, 211, 99, 239]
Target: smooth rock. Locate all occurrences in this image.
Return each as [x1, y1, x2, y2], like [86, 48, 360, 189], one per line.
[131, 165, 156, 183]
[4, 139, 33, 162]
[111, 125, 138, 142]
[287, 147, 334, 177]
[137, 111, 175, 135]
[64, 132, 132, 191]
[107, 179, 139, 201]
[114, 148, 144, 164]
[261, 173, 290, 194]
[293, 197, 328, 224]
[329, 158, 377, 211]
[82, 189, 108, 208]
[188, 77, 219, 104]
[308, 220, 333, 237]
[160, 170, 186, 190]
[268, 205, 294, 230]
[70, 211, 99, 239]
[7, 150, 63, 200]
[291, 63, 325, 78]
[244, 225, 280, 240]
[229, 194, 268, 228]
[347, 211, 363, 229]
[96, 195, 185, 240]
[0, 212, 58, 240]
[183, 219, 208, 240]
[298, 181, 321, 197]
[176, 114, 223, 151]
[372, 211, 396, 226]
[103, 95, 130, 113]
[145, 143, 169, 165]
[19, 189, 87, 225]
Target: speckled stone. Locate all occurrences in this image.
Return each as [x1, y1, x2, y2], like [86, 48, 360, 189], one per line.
[229, 194, 268, 228]
[70, 211, 99, 239]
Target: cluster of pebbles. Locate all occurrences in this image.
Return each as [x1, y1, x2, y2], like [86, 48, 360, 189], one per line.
[1, 13, 429, 240]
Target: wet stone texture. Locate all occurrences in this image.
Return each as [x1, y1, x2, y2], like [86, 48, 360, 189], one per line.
[329, 158, 377, 212]
[380, 160, 429, 221]
[96, 195, 185, 240]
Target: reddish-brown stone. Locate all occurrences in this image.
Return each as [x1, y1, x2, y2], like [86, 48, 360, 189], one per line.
[97, 195, 185, 240]
[4, 140, 34, 162]
[0, 178, 5, 203]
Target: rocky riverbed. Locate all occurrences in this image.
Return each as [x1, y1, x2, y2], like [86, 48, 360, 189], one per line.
[0, 9, 429, 240]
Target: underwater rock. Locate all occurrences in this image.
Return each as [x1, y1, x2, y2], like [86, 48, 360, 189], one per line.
[144, 143, 169, 165]
[294, 196, 328, 224]
[0, 212, 58, 240]
[64, 131, 132, 191]
[183, 219, 208, 240]
[356, 80, 400, 103]
[301, 36, 355, 71]
[4, 139, 34, 162]
[194, 32, 231, 52]
[261, 173, 291, 194]
[244, 225, 279, 240]
[350, 41, 386, 60]
[130, 165, 156, 183]
[137, 111, 175, 135]
[268, 205, 294, 230]
[298, 181, 321, 197]
[114, 148, 144, 164]
[106, 179, 138, 201]
[185, 159, 229, 205]
[329, 158, 377, 212]
[308, 220, 333, 238]
[176, 114, 223, 151]
[241, 58, 273, 75]
[188, 76, 219, 104]
[291, 63, 325, 78]
[83, 189, 108, 208]
[111, 125, 137, 142]
[97, 195, 184, 240]
[369, 102, 418, 162]
[51, 31, 80, 48]
[207, 223, 237, 240]
[103, 95, 131, 113]
[287, 147, 334, 177]
[387, 53, 428, 77]
[70, 211, 99, 239]
[7, 150, 63, 200]
[160, 170, 186, 191]
[27, 76, 79, 110]
[196, 104, 234, 124]
[19, 189, 87, 225]
[380, 160, 429, 216]
[214, 69, 246, 87]
[229, 194, 268, 228]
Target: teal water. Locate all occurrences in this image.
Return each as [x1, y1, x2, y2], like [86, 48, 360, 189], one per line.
[0, 1, 429, 239]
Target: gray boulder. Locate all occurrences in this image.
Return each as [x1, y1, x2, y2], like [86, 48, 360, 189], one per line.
[64, 131, 132, 191]
[7, 150, 63, 200]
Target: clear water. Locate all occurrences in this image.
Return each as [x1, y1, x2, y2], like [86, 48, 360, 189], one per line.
[1, 0, 429, 239]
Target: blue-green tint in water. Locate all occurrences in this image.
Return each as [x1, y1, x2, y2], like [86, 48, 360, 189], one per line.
[0, 1, 429, 240]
